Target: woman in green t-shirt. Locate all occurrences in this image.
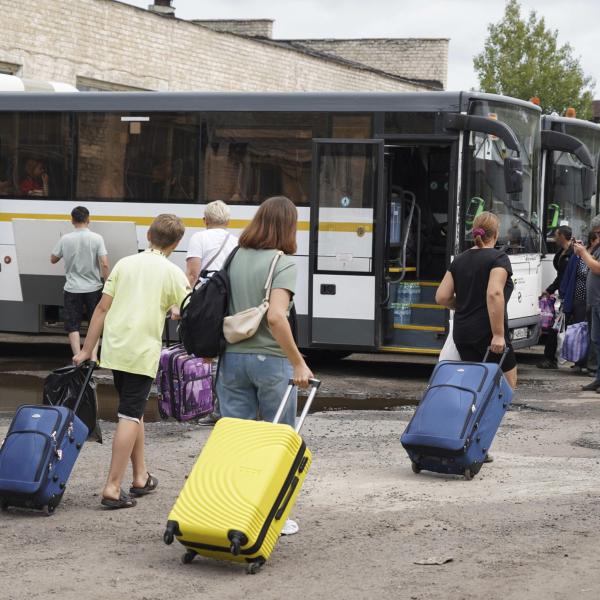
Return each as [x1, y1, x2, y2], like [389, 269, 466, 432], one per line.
[216, 196, 313, 535]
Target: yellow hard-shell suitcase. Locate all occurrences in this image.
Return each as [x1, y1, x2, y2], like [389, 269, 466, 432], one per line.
[163, 379, 320, 574]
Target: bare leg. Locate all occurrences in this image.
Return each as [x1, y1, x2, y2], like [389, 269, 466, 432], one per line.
[68, 331, 81, 357]
[102, 418, 139, 501]
[504, 367, 518, 389]
[130, 417, 148, 489]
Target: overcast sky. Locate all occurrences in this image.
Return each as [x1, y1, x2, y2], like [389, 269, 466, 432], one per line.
[121, 0, 599, 93]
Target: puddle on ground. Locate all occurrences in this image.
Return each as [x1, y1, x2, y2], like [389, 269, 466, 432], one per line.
[0, 374, 416, 423]
[0, 373, 159, 422]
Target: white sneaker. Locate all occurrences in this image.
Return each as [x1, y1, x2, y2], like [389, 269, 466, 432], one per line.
[281, 518, 299, 536]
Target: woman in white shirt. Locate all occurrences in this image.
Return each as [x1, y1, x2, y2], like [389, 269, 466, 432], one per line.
[186, 200, 238, 286]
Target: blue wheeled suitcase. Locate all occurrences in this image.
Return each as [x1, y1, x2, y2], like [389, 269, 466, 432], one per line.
[0, 361, 95, 515]
[401, 349, 513, 480]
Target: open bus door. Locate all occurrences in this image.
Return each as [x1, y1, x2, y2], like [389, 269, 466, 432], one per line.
[308, 139, 385, 350]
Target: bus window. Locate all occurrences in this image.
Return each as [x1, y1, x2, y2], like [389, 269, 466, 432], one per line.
[383, 112, 438, 135]
[331, 114, 372, 138]
[462, 101, 541, 254]
[202, 112, 315, 206]
[0, 112, 71, 199]
[76, 113, 198, 202]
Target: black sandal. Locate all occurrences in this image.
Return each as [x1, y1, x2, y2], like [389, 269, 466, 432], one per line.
[101, 489, 137, 509]
[129, 473, 158, 497]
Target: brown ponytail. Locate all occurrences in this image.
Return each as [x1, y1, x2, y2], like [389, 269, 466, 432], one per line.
[472, 211, 499, 248]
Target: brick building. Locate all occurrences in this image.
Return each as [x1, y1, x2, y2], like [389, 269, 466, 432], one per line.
[0, 0, 448, 93]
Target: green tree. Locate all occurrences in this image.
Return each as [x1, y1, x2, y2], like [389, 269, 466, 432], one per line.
[474, 0, 594, 119]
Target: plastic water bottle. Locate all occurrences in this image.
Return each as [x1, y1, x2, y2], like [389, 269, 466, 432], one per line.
[399, 303, 412, 324]
[396, 283, 407, 304]
[392, 303, 402, 325]
[410, 283, 421, 304]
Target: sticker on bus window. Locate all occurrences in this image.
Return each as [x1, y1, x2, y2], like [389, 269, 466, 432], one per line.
[341, 196, 351, 207]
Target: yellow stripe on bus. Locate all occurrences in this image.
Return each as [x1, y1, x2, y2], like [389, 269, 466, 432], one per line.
[0, 213, 379, 234]
[379, 346, 441, 355]
[393, 324, 445, 332]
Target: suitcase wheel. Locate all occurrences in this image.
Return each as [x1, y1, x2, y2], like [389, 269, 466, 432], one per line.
[464, 468, 474, 481]
[163, 530, 174, 545]
[42, 504, 56, 516]
[411, 461, 421, 475]
[246, 558, 265, 575]
[181, 551, 196, 565]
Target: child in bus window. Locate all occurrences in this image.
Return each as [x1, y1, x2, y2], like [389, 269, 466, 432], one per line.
[19, 158, 49, 196]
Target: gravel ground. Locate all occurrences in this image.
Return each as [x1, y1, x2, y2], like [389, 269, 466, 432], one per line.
[1, 347, 600, 599]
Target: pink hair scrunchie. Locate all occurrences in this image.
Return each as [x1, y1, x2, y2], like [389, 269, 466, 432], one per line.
[472, 227, 486, 237]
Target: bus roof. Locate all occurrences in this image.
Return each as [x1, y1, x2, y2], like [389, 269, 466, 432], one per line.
[542, 114, 600, 133]
[0, 90, 540, 113]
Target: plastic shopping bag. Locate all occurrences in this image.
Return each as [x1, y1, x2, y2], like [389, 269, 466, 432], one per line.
[539, 296, 556, 330]
[439, 319, 461, 361]
[561, 322, 589, 363]
[43, 363, 102, 443]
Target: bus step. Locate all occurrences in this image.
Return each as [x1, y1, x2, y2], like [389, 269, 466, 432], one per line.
[407, 305, 446, 327]
[388, 328, 445, 349]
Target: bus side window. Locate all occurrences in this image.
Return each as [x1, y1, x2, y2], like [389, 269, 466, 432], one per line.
[13, 113, 71, 199]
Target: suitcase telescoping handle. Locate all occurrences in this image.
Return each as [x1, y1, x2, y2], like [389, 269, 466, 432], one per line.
[273, 378, 321, 433]
[72, 360, 97, 414]
[483, 346, 510, 369]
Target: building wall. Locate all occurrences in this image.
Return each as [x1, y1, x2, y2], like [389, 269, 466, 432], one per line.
[0, 0, 432, 93]
[295, 39, 449, 89]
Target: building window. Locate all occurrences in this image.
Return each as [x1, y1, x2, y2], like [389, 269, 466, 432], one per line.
[0, 61, 21, 75]
[76, 113, 198, 202]
[76, 77, 148, 92]
[0, 112, 71, 199]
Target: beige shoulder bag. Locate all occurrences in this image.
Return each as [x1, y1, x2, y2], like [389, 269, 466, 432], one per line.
[223, 250, 283, 344]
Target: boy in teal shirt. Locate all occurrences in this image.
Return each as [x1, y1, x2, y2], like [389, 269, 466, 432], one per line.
[74, 214, 189, 509]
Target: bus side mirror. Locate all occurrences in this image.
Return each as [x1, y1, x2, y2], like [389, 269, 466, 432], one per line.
[504, 157, 523, 194]
[582, 166, 597, 202]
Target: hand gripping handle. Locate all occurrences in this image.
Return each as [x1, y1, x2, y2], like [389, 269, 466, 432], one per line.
[482, 346, 510, 369]
[72, 360, 97, 414]
[273, 378, 321, 433]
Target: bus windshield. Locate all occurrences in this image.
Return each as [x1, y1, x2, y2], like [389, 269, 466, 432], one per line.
[461, 100, 541, 254]
[546, 122, 600, 248]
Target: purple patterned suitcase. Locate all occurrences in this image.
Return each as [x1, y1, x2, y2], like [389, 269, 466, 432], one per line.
[156, 345, 213, 421]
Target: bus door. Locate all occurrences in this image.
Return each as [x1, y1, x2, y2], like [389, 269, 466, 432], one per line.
[309, 139, 385, 349]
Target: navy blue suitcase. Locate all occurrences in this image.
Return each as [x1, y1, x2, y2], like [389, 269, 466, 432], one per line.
[0, 362, 94, 515]
[401, 350, 513, 480]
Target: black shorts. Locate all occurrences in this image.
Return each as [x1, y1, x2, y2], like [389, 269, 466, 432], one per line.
[112, 370, 154, 421]
[63, 289, 103, 333]
[455, 338, 517, 373]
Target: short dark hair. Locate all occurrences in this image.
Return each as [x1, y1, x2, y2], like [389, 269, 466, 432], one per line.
[556, 225, 572, 240]
[148, 214, 185, 249]
[71, 206, 90, 224]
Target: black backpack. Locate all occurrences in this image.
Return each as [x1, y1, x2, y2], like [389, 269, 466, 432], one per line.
[179, 246, 239, 358]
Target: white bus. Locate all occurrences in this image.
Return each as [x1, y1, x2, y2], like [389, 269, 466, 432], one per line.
[540, 115, 600, 290]
[0, 91, 542, 357]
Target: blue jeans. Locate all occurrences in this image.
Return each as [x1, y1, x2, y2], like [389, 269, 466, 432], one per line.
[216, 352, 297, 427]
[591, 305, 600, 381]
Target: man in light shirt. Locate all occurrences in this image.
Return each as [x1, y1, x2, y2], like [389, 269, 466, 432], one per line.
[51, 206, 109, 361]
[186, 200, 238, 425]
[186, 200, 238, 286]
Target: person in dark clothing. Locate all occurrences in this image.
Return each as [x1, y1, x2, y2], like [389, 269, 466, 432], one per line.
[436, 211, 517, 389]
[537, 225, 573, 369]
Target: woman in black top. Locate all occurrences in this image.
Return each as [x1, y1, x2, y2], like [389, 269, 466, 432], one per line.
[436, 211, 517, 389]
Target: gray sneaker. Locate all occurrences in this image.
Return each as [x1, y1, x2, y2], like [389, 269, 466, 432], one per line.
[197, 412, 220, 426]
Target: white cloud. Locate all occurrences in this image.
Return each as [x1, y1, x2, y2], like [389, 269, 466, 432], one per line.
[121, 0, 600, 93]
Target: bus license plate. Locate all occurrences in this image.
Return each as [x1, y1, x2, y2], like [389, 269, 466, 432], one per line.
[512, 327, 528, 341]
